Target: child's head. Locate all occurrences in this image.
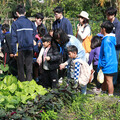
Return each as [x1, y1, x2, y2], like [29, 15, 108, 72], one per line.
[91, 36, 101, 49]
[16, 5, 26, 16]
[67, 45, 78, 59]
[106, 7, 117, 21]
[37, 25, 45, 37]
[2, 24, 9, 33]
[53, 6, 63, 20]
[49, 29, 54, 37]
[35, 13, 44, 26]
[100, 21, 114, 35]
[42, 34, 52, 48]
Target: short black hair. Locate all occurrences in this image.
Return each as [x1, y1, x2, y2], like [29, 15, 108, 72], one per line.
[53, 6, 63, 13]
[37, 25, 46, 37]
[91, 36, 101, 49]
[2, 24, 9, 32]
[12, 12, 18, 19]
[35, 13, 44, 20]
[101, 21, 114, 33]
[53, 28, 69, 46]
[105, 7, 117, 16]
[16, 5, 25, 15]
[67, 45, 78, 54]
[42, 34, 52, 42]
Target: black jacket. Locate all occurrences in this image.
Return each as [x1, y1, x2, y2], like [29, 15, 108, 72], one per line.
[43, 45, 61, 70]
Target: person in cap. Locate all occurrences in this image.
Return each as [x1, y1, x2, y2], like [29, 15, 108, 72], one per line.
[76, 11, 92, 62]
[52, 6, 73, 35]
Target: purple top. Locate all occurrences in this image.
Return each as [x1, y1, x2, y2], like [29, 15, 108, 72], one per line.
[88, 47, 100, 66]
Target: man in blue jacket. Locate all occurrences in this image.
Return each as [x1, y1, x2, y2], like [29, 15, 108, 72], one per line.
[106, 7, 120, 86]
[11, 5, 36, 81]
[53, 6, 73, 35]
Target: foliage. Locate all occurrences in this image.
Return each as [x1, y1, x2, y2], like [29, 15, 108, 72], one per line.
[0, 75, 47, 109]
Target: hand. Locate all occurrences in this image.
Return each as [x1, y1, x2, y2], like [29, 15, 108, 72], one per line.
[10, 54, 14, 57]
[59, 63, 66, 70]
[33, 40, 36, 46]
[37, 58, 42, 65]
[45, 56, 50, 61]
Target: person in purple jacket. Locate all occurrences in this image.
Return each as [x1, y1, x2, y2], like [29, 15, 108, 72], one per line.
[88, 36, 102, 94]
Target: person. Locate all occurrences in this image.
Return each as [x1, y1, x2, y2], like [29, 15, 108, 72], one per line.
[53, 6, 73, 35]
[53, 28, 86, 78]
[105, 7, 120, 86]
[65, 45, 87, 94]
[12, 12, 18, 21]
[98, 21, 118, 96]
[1, 24, 17, 76]
[49, 29, 54, 37]
[11, 5, 36, 81]
[33, 13, 47, 34]
[37, 34, 61, 88]
[76, 11, 92, 62]
[88, 36, 102, 94]
[33, 25, 45, 82]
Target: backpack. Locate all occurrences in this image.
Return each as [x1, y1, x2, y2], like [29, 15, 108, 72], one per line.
[74, 59, 94, 86]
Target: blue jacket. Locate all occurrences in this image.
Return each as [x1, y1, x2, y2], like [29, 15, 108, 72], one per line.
[66, 35, 86, 61]
[98, 33, 118, 74]
[53, 17, 73, 35]
[11, 16, 36, 54]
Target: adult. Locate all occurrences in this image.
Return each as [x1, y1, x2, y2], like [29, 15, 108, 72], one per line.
[105, 7, 120, 86]
[76, 11, 92, 62]
[53, 6, 73, 35]
[11, 5, 36, 81]
[53, 28, 86, 71]
[33, 13, 47, 34]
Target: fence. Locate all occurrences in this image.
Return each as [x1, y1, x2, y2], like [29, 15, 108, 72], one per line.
[2, 17, 102, 36]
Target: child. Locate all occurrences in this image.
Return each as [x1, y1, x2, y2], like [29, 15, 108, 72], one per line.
[98, 21, 118, 96]
[33, 25, 45, 82]
[1, 24, 17, 75]
[88, 36, 102, 94]
[37, 34, 61, 88]
[66, 45, 87, 94]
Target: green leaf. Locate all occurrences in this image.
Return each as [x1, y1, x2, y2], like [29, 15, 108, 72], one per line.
[3, 75, 17, 86]
[18, 81, 24, 90]
[36, 86, 48, 95]
[5, 104, 15, 109]
[21, 95, 31, 104]
[8, 83, 17, 93]
[0, 64, 9, 72]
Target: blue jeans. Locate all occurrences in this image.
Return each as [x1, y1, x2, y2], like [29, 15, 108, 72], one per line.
[113, 49, 119, 85]
[80, 85, 87, 94]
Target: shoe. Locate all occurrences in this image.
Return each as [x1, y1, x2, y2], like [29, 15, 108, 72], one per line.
[93, 88, 101, 94]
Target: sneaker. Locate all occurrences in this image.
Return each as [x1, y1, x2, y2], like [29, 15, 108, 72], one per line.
[93, 88, 101, 94]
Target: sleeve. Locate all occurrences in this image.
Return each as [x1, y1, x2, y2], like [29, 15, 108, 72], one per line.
[74, 62, 81, 81]
[11, 23, 17, 54]
[78, 26, 91, 40]
[50, 48, 61, 62]
[88, 50, 94, 65]
[66, 20, 73, 35]
[99, 39, 110, 68]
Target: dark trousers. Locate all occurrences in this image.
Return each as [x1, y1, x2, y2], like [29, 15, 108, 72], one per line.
[42, 69, 58, 88]
[17, 50, 33, 81]
[93, 65, 102, 89]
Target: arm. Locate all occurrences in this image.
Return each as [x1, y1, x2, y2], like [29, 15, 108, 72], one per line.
[37, 47, 44, 65]
[66, 20, 73, 35]
[78, 26, 91, 40]
[11, 23, 17, 55]
[88, 50, 94, 65]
